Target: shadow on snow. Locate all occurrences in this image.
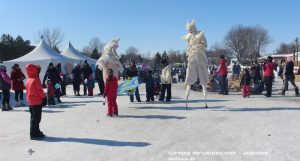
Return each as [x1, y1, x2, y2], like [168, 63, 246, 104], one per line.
[42, 137, 151, 147]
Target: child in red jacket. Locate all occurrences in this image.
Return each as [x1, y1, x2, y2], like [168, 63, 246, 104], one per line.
[25, 64, 47, 140]
[104, 68, 118, 117]
[240, 69, 252, 98]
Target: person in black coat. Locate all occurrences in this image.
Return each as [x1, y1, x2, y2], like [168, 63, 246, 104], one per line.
[71, 64, 82, 96]
[126, 60, 141, 102]
[145, 70, 154, 102]
[55, 63, 66, 96]
[43, 63, 62, 102]
[81, 61, 93, 95]
[279, 58, 299, 96]
[95, 65, 105, 95]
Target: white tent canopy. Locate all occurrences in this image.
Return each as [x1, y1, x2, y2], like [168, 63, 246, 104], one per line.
[61, 42, 97, 65]
[4, 39, 76, 80]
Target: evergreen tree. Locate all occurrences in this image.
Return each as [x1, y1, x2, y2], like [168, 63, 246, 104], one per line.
[0, 34, 34, 61]
[91, 48, 100, 59]
[154, 52, 162, 68]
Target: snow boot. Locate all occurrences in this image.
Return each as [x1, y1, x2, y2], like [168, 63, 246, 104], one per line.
[15, 101, 20, 107]
[295, 88, 299, 96]
[6, 104, 13, 111]
[1, 105, 8, 111]
[279, 90, 285, 96]
[20, 100, 26, 106]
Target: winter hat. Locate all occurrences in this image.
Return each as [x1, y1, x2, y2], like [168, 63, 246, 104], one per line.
[54, 83, 61, 89]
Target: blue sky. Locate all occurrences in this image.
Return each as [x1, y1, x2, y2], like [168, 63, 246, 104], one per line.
[0, 0, 299, 55]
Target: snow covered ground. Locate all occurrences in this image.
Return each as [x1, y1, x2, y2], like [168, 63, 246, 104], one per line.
[0, 78, 299, 161]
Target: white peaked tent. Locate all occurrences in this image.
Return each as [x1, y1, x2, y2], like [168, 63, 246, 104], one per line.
[4, 39, 76, 80]
[61, 42, 97, 66]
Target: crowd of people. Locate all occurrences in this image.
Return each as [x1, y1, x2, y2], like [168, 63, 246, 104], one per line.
[1, 54, 299, 139]
[212, 55, 299, 98]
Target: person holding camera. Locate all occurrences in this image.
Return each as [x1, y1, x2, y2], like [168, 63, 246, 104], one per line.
[263, 56, 276, 97]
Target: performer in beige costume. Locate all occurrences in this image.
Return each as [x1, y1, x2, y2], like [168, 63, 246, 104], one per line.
[182, 20, 209, 108]
[96, 39, 124, 83]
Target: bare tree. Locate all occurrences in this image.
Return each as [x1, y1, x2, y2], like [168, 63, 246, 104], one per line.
[207, 43, 230, 65]
[82, 37, 104, 58]
[167, 49, 184, 64]
[123, 46, 144, 64]
[125, 46, 138, 61]
[248, 26, 271, 60]
[126, 46, 138, 55]
[275, 42, 296, 54]
[38, 27, 64, 51]
[224, 25, 271, 64]
[82, 46, 92, 56]
[89, 37, 104, 52]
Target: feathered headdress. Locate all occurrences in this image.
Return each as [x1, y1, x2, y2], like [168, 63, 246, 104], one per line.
[186, 20, 197, 31]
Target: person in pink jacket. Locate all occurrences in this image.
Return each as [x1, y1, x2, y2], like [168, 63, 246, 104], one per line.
[0, 64, 12, 111]
[263, 56, 277, 97]
[25, 64, 47, 140]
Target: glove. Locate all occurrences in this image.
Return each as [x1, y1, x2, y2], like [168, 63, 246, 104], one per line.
[42, 97, 47, 106]
[103, 94, 106, 98]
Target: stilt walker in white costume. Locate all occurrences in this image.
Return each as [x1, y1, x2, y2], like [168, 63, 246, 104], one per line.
[96, 39, 124, 83]
[182, 20, 209, 109]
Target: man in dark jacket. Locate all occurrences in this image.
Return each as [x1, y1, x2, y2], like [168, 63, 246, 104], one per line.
[43, 63, 62, 102]
[145, 70, 154, 102]
[279, 58, 299, 96]
[71, 64, 82, 96]
[81, 61, 93, 95]
[126, 60, 141, 102]
[95, 65, 104, 95]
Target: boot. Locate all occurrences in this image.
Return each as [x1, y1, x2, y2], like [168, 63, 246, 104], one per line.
[1, 105, 8, 111]
[6, 104, 13, 111]
[20, 100, 26, 106]
[295, 88, 299, 96]
[15, 101, 20, 107]
[57, 97, 62, 103]
[279, 90, 285, 96]
[130, 95, 134, 102]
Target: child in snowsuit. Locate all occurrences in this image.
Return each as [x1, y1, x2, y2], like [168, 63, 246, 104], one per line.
[46, 79, 55, 105]
[104, 69, 118, 117]
[240, 69, 252, 98]
[145, 70, 154, 102]
[87, 75, 95, 96]
[25, 64, 47, 140]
